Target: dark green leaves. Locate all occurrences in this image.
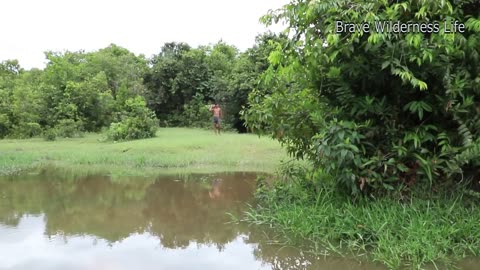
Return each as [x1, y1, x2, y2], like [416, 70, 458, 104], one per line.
[245, 0, 480, 196]
[403, 101, 433, 120]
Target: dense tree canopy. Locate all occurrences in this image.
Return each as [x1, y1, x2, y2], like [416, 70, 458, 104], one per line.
[0, 34, 283, 139]
[245, 0, 480, 195]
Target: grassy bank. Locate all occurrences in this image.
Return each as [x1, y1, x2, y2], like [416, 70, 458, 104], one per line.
[245, 176, 480, 270]
[0, 128, 287, 176]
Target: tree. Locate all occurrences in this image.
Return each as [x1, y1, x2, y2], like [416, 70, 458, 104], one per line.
[86, 44, 148, 99]
[245, 0, 480, 195]
[0, 60, 25, 138]
[229, 32, 288, 132]
[144, 42, 211, 125]
[9, 69, 44, 138]
[39, 45, 148, 135]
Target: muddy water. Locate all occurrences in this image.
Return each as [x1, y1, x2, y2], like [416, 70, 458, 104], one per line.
[0, 170, 387, 270]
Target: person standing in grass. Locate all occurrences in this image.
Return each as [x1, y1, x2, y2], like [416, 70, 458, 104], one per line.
[209, 102, 223, 135]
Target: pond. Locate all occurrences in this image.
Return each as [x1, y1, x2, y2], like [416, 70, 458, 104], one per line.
[0, 170, 397, 269]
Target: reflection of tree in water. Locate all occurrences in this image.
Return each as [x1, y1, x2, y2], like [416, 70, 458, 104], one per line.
[0, 171, 384, 269]
[0, 171, 153, 241]
[0, 170, 257, 250]
[44, 175, 152, 241]
[144, 174, 255, 250]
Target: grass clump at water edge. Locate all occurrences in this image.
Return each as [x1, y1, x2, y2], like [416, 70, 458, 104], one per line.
[244, 170, 480, 270]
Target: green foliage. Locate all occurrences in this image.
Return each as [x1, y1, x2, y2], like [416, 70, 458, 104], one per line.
[246, 0, 480, 195]
[0, 44, 149, 139]
[106, 117, 157, 141]
[10, 122, 42, 138]
[0, 38, 280, 138]
[42, 48, 134, 132]
[247, 168, 480, 269]
[86, 44, 148, 99]
[106, 96, 158, 141]
[43, 128, 57, 141]
[176, 94, 212, 128]
[0, 113, 10, 138]
[0, 60, 23, 138]
[229, 33, 288, 132]
[144, 42, 211, 124]
[143, 37, 284, 131]
[54, 119, 84, 138]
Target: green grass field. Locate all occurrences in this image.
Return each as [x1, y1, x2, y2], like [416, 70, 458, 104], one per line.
[0, 128, 288, 176]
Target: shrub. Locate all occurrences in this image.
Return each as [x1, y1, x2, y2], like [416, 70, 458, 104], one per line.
[10, 122, 42, 138]
[106, 116, 157, 141]
[43, 128, 57, 141]
[106, 96, 158, 141]
[166, 93, 212, 128]
[181, 103, 211, 128]
[246, 1, 480, 196]
[54, 119, 84, 138]
[0, 113, 11, 139]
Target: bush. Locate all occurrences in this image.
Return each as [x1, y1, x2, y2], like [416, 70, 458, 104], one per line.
[106, 116, 157, 141]
[10, 122, 42, 138]
[181, 103, 211, 128]
[43, 128, 57, 141]
[106, 96, 158, 141]
[246, 1, 480, 196]
[0, 114, 11, 139]
[54, 119, 84, 138]
[169, 93, 212, 128]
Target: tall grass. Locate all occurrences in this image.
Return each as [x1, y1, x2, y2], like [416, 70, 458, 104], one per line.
[245, 175, 480, 269]
[0, 128, 287, 176]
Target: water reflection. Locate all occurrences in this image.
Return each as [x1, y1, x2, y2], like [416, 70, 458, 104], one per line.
[0, 170, 385, 270]
[1, 216, 267, 270]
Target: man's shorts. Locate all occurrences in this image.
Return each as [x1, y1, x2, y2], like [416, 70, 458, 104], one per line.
[213, 116, 220, 124]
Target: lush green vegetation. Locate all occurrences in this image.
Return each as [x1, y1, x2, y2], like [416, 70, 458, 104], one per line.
[0, 34, 284, 141]
[241, 0, 480, 269]
[246, 0, 480, 195]
[0, 128, 286, 176]
[1, 0, 480, 268]
[0, 46, 158, 141]
[245, 168, 480, 269]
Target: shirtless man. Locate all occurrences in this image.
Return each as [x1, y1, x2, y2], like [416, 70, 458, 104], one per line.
[209, 102, 223, 135]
